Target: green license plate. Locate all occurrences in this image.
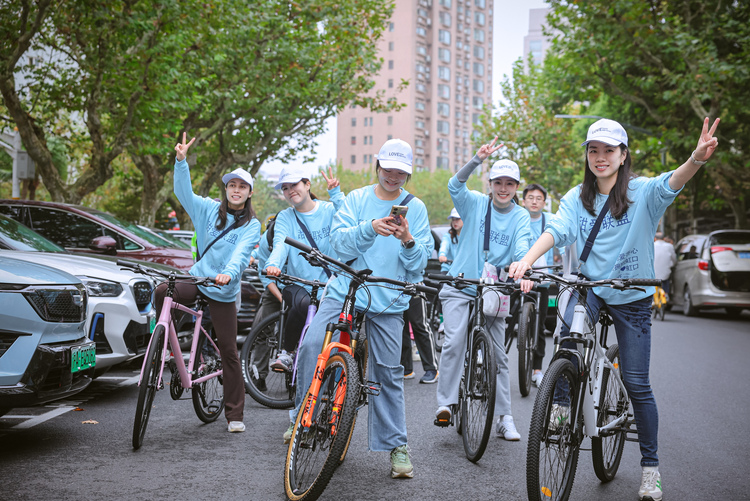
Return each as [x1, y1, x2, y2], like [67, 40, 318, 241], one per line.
[71, 345, 96, 373]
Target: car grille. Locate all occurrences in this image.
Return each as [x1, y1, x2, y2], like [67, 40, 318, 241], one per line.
[24, 285, 86, 322]
[132, 280, 153, 312]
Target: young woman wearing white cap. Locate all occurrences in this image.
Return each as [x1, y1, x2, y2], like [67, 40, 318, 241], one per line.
[509, 117, 720, 501]
[439, 207, 463, 272]
[292, 138, 432, 479]
[158, 133, 261, 433]
[435, 139, 532, 442]
[264, 166, 343, 397]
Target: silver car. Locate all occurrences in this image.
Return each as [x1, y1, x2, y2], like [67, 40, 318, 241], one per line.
[672, 230, 750, 317]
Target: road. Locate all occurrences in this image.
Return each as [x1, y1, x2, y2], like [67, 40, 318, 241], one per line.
[2, 310, 749, 500]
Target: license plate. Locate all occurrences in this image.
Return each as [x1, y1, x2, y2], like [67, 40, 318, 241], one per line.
[739, 252, 750, 259]
[71, 345, 96, 373]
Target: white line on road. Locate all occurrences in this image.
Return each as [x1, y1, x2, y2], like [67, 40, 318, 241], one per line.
[10, 406, 77, 429]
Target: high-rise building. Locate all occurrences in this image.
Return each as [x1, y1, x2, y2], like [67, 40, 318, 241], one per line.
[523, 8, 552, 68]
[336, 0, 494, 173]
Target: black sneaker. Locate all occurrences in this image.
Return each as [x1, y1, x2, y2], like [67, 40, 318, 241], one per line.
[419, 370, 439, 384]
[254, 377, 267, 392]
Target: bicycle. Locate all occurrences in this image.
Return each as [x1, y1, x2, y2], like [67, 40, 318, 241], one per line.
[424, 276, 445, 353]
[119, 260, 225, 450]
[426, 273, 518, 463]
[240, 272, 323, 409]
[522, 270, 661, 501]
[652, 285, 667, 321]
[281, 237, 435, 501]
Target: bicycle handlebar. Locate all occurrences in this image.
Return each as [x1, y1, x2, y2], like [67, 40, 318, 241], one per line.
[522, 269, 662, 290]
[426, 273, 523, 293]
[117, 259, 218, 287]
[260, 270, 324, 289]
[283, 237, 438, 296]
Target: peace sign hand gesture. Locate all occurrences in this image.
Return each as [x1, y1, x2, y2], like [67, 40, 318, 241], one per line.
[320, 166, 340, 189]
[175, 132, 196, 162]
[476, 136, 504, 161]
[693, 117, 720, 163]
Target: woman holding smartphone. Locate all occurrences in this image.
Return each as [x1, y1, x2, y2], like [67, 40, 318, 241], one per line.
[292, 139, 432, 479]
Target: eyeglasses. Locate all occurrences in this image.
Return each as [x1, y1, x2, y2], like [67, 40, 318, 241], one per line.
[524, 196, 545, 202]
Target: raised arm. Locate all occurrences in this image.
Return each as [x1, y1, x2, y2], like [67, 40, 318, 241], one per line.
[669, 117, 720, 191]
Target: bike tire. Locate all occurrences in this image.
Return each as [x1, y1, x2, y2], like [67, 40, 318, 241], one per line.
[240, 312, 294, 409]
[284, 352, 360, 501]
[339, 332, 368, 466]
[526, 358, 581, 501]
[460, 327, 496, 463]
[591, 344, 628, 483]
[132, 325, 165, 450]
[192, 328, 225, 423]
[518, 301, 536, 397]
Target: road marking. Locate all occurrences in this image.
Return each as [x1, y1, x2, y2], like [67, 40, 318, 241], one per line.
[10, 406, 77, 429]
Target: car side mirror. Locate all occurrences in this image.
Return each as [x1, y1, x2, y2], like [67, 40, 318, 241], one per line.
[89, 236, 117, 255]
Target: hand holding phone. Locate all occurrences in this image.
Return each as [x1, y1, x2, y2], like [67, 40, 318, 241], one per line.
[390, 205, 409, 225]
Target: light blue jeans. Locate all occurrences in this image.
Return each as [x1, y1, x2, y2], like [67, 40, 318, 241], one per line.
[293, 298, 407, 452]
[436, 285, 513, 417]
[558, 291, 658, 467]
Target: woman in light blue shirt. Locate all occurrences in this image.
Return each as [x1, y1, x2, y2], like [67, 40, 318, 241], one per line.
[510, 117, 720, 501]
[438, 207, 462, 273]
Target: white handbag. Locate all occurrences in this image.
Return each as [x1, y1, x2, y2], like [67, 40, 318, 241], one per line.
[481, 262, 511, 318]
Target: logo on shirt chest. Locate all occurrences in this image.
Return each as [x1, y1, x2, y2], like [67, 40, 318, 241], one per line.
[478, 221, 510, 247]
[579, 212, 631, 233]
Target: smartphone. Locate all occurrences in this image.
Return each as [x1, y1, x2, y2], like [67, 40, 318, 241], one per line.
[390, 205, 409, 225]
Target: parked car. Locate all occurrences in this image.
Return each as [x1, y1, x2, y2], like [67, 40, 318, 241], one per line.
[0, 256, 94, 416]
[137, 225, 191, 250]
[672, 230, 750, 316]
[0, 200, 194, 270]
[164, 229, 195, 247]
[0, 214, 155, 374]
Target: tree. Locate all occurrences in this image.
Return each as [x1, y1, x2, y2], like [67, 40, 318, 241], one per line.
[544, 0, 750, 228]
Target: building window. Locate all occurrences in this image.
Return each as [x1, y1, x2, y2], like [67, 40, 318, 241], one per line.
[388, 116, 393, 125]
[472, 113, 480, 124]
[388, 79, 394, 88]
[387, 134, 393, 140]
[417, 44, 427, 56]
[351, 155, 356, 164]
[438, 48, 451, 63]
[475, 0, 485, 8]
[351, 136, 356, 145]
[438, 102, 450, 117]
[389, 41, 394, 51]
[389, 22, 394, 32]
[388, 60, 394, 70]
[439, 12, 451, 27]
[416, 83, 426, 93]
[437, 120, 450, 134]
[439, 30, 451, 45]
[437, 138, 450, 152]
[474, 28, 485, 43]
[415, 101, 425, 111]
[415, 139, 425, 147]
[416, 120, 426, 129]
[472, 96, 484, 109]
[351, 118, 356, 127]
[439, 0, 451, 7]
[475, 12, 485, 26]
[363, 154, 373, 165]
[438, 84, 450, 99]
[474, 45, 484, 59]
[436, 156, 450, 170]
[418, 8, 428, 18]
[417, 26, 426, 37]
[473, 79, 484, 93]
[530, 40, 543, 64]
[438, 66, 451, 81]
[473, 62, 485, 76]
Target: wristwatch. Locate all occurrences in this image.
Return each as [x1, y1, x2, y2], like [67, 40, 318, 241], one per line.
[401, 238, 416, 249]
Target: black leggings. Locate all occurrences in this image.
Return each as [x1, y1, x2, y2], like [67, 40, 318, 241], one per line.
[281, 284, 311, 352]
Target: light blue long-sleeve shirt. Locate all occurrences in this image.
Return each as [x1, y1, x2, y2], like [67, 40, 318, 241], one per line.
[174, 159, 260, 302]
[545, 171, 682, 304]
[325, 185, 432, 313]
[438, 232, 459, 272]
[447, 158, 532, 297]
[266, 187, 345, 293]
[529, 211, 556, 267]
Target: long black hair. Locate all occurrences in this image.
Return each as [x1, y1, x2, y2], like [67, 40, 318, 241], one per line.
[215, 191, 256, 230]
[581, 145, 635, 219]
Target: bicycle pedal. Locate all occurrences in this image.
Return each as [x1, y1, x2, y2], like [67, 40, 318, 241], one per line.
[433, 417, 451, 427]
[362, 381, 381, 396]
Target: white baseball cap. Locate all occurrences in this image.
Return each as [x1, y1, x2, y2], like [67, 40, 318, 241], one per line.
[274, 167, 309, 190]
[222, 168, 254, 189]
[447, 207, 461, 220]
[489, 159, 521, 182]
[376, 139, 413, 174]
[581, 119, 629, 147]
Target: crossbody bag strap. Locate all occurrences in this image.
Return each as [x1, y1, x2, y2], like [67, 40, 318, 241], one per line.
[483, 196, 492, 261]
[293, 210, 332, 278]
[195, 217, 243, 263]
[578, 197, 611, 264]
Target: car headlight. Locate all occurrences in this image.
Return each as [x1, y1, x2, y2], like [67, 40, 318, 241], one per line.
[78, 277, 124, 297]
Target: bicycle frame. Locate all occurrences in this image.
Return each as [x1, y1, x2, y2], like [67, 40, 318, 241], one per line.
[138, 295, 222, 391]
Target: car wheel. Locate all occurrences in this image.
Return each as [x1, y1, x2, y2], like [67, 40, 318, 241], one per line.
[682, 286, 698, 317]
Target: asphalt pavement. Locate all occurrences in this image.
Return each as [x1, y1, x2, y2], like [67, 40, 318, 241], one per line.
[1, 309, 749, 500]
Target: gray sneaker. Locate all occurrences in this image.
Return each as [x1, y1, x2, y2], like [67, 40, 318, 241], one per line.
[638, 467, 662, 501]
[390, 445, 414, 479]
[283, 422, 294, 444]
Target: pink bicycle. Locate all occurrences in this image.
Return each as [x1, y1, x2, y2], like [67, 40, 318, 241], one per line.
[119, 260, 225, 450]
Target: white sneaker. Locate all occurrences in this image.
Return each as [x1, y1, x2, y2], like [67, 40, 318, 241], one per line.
[227, 421, 246, 433]
[435, 405, 452, 425]
[531, 371, 544, 387]
[638, 467, 662, 501]
[496, 415, 521, 441]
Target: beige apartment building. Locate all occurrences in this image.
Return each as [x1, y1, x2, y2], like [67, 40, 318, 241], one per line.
[336, 0, 494, 173]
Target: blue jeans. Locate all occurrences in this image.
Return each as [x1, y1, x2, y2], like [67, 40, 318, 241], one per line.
[558, 291, 658, 466]
[293, 298, 407, 452]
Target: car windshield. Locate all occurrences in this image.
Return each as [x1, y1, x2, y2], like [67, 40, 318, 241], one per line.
[81, 208, 169, 247]
[0, 215, 66, 252]
[138, 225, 190, 249]
[710, 232, 750, 246]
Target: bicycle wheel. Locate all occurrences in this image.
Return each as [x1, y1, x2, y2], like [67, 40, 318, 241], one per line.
[526, 358, 581, 501]
[192, 328, 225, 423]
[240, 312, 294, 409]
[460, 327, 496, 463]
[592, 344, 628, 482]
[518, 301, 537, 397]
[284, 352, 360, 501]
[132, 325, 165, 450]
[339, 331, 368, 466]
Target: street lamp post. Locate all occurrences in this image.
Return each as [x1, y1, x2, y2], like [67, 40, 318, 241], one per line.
[0, 130, 35, 200]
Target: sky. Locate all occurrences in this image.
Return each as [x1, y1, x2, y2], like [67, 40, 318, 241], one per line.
[260, 1, 550, 180]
